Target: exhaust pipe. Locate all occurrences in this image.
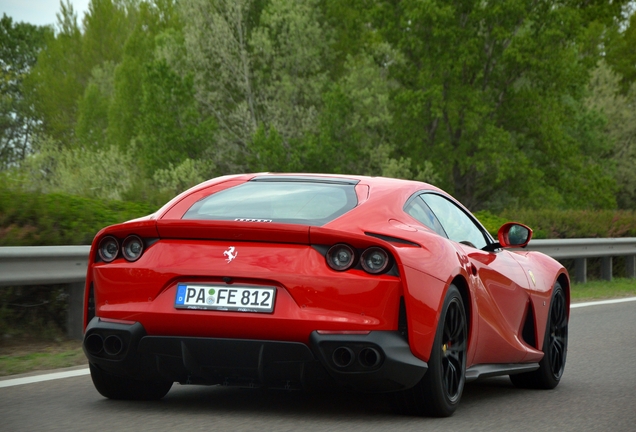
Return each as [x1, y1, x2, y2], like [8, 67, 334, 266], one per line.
[103, 335, 124, 356]
[358, 347, 381, 368]
[332, 347, 355, 368]
[85, 334, 104, 355]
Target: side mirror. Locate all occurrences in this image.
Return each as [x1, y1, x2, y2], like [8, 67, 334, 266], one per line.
[497, 222, 533, 248]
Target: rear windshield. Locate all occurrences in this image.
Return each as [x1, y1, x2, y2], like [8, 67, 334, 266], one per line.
[183, 181, 358, 226]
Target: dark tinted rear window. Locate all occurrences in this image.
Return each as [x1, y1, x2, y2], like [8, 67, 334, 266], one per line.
[183, 181, 358, 226]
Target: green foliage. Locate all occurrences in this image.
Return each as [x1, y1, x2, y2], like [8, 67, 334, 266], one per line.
[378, 0, 625, 210]
[473, 210, 509, 237]
[0, 285, 68, 338]
[75, 61, 116, 149]
[5, 0, 636, 217]
[498, 209, 636, 239]
[585, 61, 636, 209]
[247, 125, 299, 172]
[136, 59, 215, 176]
[0, 180, 156, 245]
[606, 11, 636, 94]
[152, 158, 211, 198]
[23, 1, 87, 144]
[0, 14, 52, 168]
[14, 136, 138, 201]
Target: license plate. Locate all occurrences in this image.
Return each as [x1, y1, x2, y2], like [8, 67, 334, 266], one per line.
[175, 284, 276, 313]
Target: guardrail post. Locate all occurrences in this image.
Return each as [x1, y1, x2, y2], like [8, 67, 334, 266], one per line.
[627, 255, 636, 279]
[601, 257, 613, 281]
[574, 258, 587, 284]
[66, 282, 84, 340]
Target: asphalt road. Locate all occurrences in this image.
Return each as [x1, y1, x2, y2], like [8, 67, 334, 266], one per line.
[1, 300, 635, 432]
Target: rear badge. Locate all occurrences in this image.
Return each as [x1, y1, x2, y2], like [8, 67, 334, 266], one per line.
[224, 246, 238, 263]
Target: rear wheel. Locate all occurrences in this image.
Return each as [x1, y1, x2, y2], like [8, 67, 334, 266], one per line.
[510, 281, 568, 389]
[89, 363, 173, 400]
[393, 285, 467, 417]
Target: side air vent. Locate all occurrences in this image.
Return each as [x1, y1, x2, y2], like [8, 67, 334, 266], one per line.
[521, 301, 537, 348]
[365, 232, 420, 247]
[398, 297, 408, 340]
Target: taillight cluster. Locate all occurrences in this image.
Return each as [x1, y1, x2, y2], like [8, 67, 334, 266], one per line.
[97, 235, 144, 263]
[326, 244, 391, 274]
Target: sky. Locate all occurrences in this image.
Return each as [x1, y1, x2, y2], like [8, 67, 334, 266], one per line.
[1, 0, 91, 27]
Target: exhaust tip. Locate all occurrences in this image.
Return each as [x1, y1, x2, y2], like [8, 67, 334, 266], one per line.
[103, 335, 124, 356]
[85, 333, 104, 355]
[332, 346, 355, 368]
[358, 347, 381, 368]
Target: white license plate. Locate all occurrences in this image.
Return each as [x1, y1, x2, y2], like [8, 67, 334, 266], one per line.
[175, 284, 276, 313]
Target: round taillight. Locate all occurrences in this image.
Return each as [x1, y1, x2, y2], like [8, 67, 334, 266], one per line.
[326, 244, 355, 271]
[122, 235, 144, 262]
[98, 236, 119, 262]
[361, 247, 389, 274]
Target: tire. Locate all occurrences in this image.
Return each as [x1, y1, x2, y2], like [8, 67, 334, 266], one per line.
[393, 285, 467, 417]
[510, 281, 568, 389]
[89, 363, 173, 400]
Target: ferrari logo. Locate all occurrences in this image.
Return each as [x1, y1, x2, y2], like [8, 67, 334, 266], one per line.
[223, 246, 238, 263]
[528, 270, 536, 286]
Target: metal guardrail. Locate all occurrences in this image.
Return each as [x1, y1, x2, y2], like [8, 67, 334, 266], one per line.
[0, 246, 90, 340]
[0, 246, 90, 287]
[0, 239, 635, 339]
[523, 238, 636, 284]
[524, 238, 636, 260]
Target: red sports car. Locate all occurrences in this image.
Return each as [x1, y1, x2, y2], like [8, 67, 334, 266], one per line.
[82, 174, 569, 417]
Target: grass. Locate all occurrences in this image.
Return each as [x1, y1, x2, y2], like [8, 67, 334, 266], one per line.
[0, 278, 634, 378]
[0, 339, 86, 377]
[570, 277, 636, 302]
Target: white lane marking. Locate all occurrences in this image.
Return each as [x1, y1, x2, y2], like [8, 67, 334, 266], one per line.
[571, 296, 636, 309]
[0, 368, 89, 389]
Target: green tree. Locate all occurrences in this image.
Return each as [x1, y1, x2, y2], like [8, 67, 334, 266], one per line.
[302, 47, 418, 178]
[23, 1, 86, 145]
[106, 0, 169, 150]
[586, 61, 636, 209]
[75, 61, 116, 149]
[376, 0, 625, 210]
[180, 0, 336, 172]
[135, 58, 216, 176]
[0, 15, 51, 168]
[606, 10, 636, 94]
[179, 0, 263, 170]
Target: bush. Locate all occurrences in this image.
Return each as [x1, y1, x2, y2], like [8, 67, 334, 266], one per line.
[0, 186, 157, 246]
[0, 285, 68, 338]
[473, 210, 509, 237]
[499, 209, 636, 239]
[475, 209, 636, 239]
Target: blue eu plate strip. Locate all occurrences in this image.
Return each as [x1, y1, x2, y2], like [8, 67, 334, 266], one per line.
[175, 284, 187, 305]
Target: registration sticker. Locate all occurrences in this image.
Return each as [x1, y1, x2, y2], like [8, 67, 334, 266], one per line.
[175, 284, 276, 313]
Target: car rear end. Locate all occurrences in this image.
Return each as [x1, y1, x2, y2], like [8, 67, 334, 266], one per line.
[83, 175, 428, 393]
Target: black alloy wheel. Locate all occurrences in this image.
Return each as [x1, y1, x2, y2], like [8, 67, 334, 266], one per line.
[510, 281, 568, 389]
[440, 295, 467, 403]
[392, 285, 467, 417]
[547, 285, 568, 380]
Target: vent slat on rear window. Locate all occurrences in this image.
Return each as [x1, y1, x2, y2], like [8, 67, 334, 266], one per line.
[183, 182, 358, 226]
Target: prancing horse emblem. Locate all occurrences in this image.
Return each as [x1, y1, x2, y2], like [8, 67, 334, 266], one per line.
[223, 246, 238, 263]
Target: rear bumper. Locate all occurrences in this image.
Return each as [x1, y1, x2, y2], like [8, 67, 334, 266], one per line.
[83, 317, 427, 392]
